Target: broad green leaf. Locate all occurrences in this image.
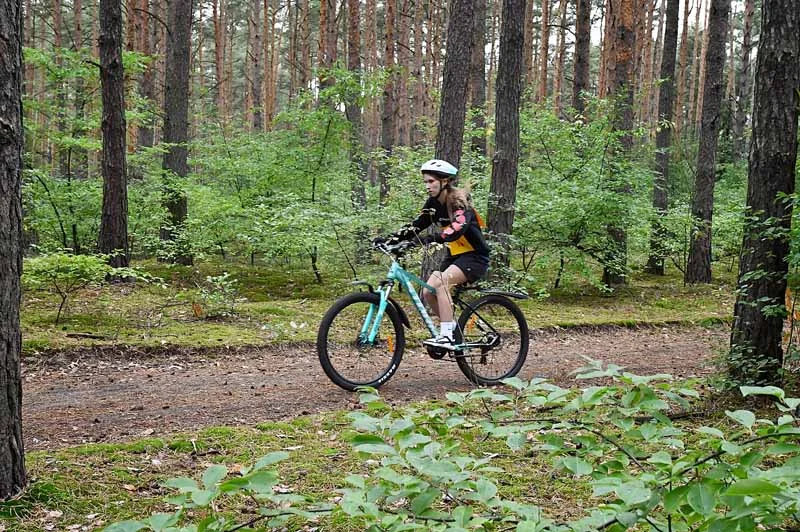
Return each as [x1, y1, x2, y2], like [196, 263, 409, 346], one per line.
[740, 386, 785, 400]
[191, 489, 216, 506]
[616, 482, 651, 506]
[103, 521, 147, 532]
[252, 451, 289, 471]
[202, 465, 227, 489]
[647, 451, 672, 465]
[708, 517, 739, 532]
[163, 477, 199, 492]
[399, 433, 432, 450]
[410, 487, 440, 515]
[476, 479, 498, 503]
[506, 432, 527, 451]
[721, 440, 743, 456]
[560, 456, 593, 476]
[697, 426, 725, 438]
[663, 485, 690, 513]
[766, 442, 800, 454]
[446, 392, 467, 404]
[148, 512, 180, 531]
[687, 483, 716, 515]
[726, 410, 756, 429]
[725, 479, 781, 496]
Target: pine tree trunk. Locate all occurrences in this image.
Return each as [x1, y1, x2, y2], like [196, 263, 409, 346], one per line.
[639, 0, 656, 127]
[396, 0, 411, 146]
[0, 0, 27, 500]
[486, 0, 499, 123]
[552, 0, 567, 114]
[488, 0, 525, 265]
[523, 0, 535, 89]
[412, 0, 427, 146]
[536, 0, 551, 102]
[602, 0, 635, 286]
[137, 0, 156, 148]
[685, 0, 730, 284]
[72, 0, 88, 179]
[364, 0, 380, 160]
[345, 0, 365, 209]
[651, 0, 667, 122]
[674, 0, 690, 137]
[730, 0, 799, 385]
[248, 0, 263, 130]
[469, 0, 487, 155]
[645, 0, 679, 274]
[436, 0, 474, 166]
[213, 0, 226, 124]
[99, 0, 129, 267]
[598, 0, 611, 97]
[687, 0, 703, 132]
[573, 0, 591, 114]
[694, 1, 710, 130]
[160, 0, 193, 265]
[379, 0, 396, 203]
[732, 0, 754, 160]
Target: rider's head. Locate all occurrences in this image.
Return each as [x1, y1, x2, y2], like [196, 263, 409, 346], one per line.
[420, 159, 458, 200]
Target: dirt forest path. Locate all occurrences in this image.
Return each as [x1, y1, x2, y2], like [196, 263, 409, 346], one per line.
[22, 324, 729, 451]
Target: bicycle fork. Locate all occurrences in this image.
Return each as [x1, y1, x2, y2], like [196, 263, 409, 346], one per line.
[360, 282, 395, 345]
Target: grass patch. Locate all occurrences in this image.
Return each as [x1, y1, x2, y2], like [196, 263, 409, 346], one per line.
[21, 257, 735, 354]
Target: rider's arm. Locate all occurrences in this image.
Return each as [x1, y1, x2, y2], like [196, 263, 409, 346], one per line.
[431, 207, 476, 243]
[391, 198, 437, 241]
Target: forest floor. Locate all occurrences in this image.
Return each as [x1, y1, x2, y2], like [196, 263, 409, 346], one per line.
[22, 322, 728, 451]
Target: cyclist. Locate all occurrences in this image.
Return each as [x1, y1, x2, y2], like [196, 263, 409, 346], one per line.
[374, 159, 490, 350]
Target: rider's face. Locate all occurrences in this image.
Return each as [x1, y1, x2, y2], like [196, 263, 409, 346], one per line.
[423, 174, 447, 197]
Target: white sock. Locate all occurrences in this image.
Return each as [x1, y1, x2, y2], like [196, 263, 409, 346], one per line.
[440, 321, 456, 338]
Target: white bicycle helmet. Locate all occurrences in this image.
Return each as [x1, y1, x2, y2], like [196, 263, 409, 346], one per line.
[420, 159, 458, 178]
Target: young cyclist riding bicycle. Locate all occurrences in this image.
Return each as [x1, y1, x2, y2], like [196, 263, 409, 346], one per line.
[373, 159, 491, 350]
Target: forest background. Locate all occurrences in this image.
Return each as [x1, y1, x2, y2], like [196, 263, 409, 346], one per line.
[18, 0, 800, 378]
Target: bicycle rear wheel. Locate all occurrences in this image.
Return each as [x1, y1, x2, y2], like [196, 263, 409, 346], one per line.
[455, 295, 529, 385]
[317, 292, 405, 391]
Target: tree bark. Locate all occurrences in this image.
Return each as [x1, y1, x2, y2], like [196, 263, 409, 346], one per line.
[674, 0, 690, 137]
[687, 0, 704, 132]
[248, 0, 263, 130]
[685, 0, 730, 284]
[435, 0, 475, 166]
[602, 0, 634, 286]
[730, 0, 799, 385]
[98, 0, 130, 267]
[645, 0, 679, 274]
[0, 0, 27, 499]
[732, 0, 754, 160]
[212, 0, 226, 123]
[412, 0, 427, 145]
[573, 0, 591, 114]
[552, 0, 568, 114]
[536, 0, 551, 102]
[379, 0, 396, 203]
[488, 0, 525, 266]
[469, 0, 487, 155]
[160, 0, 193, 265]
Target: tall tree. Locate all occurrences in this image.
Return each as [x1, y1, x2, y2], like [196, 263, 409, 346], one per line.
[435, 0, 475, 165]
[469, 0, 487, 155]
[488, 0, 526, 265]
[0, 0, 27, 499]
[674, 0, 691, 136]
[573, 0, 591, 114]
[396, 0, 411, 146]
[212, 0, 227, 122]
[379, 0, 395, 203]
[552, 0, 568, 114]
[685, 0, 730, 283]
[645, 0, 679, 274]
[247, 0, 263, 130]
[98, 0, 129, 267]
[536, 0, 551, 102]
[732, 0, 754, 160]
[602, 0, 635, 285]
[729, 0, 799, 384]
[160, 0, 193, 265]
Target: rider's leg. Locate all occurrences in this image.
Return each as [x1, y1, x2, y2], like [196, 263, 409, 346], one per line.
[422, 271, 442, 318]
[434, 265, 467, 339]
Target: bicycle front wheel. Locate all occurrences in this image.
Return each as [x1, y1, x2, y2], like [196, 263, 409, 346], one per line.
[317, 292, 405, 391]
[455, 295, 529, 385]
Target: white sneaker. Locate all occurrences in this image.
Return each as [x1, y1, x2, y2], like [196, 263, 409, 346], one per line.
[423, 335, 456, 350]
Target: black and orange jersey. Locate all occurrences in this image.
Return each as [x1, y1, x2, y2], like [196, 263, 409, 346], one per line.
[395, 196, 490, 257]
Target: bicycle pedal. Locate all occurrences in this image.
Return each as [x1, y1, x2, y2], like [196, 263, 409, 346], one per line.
[425, 346, 447, 360]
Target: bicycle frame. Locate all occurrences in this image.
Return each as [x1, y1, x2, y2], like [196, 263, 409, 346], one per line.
[362, 259, 439, 344]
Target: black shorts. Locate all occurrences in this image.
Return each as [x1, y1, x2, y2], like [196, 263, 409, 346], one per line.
[440, 252, 490, 283]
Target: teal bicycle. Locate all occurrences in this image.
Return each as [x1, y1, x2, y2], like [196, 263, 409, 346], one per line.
[317, 240, 530, 391]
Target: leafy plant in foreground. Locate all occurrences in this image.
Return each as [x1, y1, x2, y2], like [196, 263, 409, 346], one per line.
[105, 363, 800, 531]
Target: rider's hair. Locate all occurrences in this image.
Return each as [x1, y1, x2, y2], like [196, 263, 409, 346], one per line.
[445, 184, 473, 220]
